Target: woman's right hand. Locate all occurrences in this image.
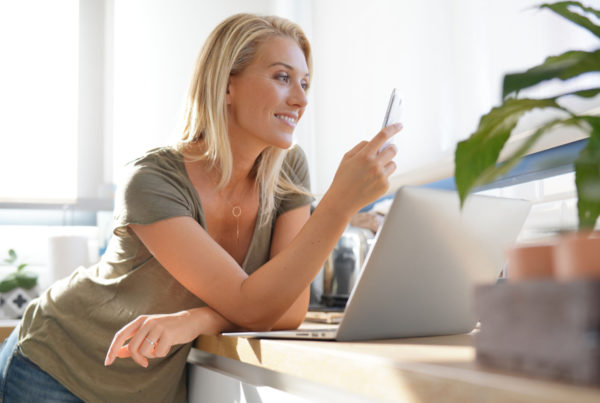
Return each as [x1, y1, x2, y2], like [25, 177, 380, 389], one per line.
[326, 123, 402, 215]
[104, 307, 235, 368]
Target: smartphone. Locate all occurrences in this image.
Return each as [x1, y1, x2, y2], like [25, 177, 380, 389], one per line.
[382, 88, 402, 129]
[380, 88, 402, 153]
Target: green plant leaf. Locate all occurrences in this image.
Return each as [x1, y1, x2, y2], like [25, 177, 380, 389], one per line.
[17, 263, 28, 271]
[503, 50, 600, 98]
[474, 118, 569, 187]
[0, 273, 19, 293]
[540, 2, 600, 39]
[569, 87, 600, 98]
[574, 116, 600, 229]
[4, 249, 17, 265]
[455, 98, 561, 206]
[15, 271, 37, 290]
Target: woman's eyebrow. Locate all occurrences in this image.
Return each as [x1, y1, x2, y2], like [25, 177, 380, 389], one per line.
[268, 62, 310, 78]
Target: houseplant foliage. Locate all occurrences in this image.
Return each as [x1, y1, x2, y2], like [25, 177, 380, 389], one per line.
[0, 249, 37, 292]
[454, 1, 600, 230]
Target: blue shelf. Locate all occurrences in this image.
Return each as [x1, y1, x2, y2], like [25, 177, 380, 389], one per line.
[424, 138, 588, 191]
[360, 139, 587, 211]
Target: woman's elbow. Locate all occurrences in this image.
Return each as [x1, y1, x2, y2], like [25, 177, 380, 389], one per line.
[234, 311, 304, 332]
[233, 312, 278, 332]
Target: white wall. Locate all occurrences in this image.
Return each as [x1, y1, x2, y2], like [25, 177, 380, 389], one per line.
[309, 0, 600, 194]
[109, 0, 317, 186]
[107, 0, 599, 195]
[2, 0, 599, 204]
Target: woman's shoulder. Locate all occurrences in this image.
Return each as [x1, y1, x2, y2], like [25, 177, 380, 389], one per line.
[118, 146, 189, 198]
[128, 146, 183, 170]
[284, 144, 308, 164]
[281, 144, 310, 182]
[282, 144, 309, 175]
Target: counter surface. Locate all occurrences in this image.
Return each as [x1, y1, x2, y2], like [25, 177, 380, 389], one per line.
[192, 324, 600, 402]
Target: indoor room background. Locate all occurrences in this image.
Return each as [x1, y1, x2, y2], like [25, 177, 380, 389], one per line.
[0, 0, 598, 288]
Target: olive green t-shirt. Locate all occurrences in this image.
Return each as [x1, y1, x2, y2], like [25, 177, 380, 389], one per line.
[18, 145, 312, 402]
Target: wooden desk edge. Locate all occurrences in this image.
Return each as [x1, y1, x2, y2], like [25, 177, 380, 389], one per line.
[191, 332, 600, 403]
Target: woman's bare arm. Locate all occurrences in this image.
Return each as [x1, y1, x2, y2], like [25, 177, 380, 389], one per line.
[268, 204, 312, 330]
[127, 126, 399, 331]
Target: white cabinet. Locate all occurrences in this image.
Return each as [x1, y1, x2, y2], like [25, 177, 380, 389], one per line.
[188, 365, 312, 403]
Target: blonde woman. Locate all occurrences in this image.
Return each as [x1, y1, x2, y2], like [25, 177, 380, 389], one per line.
[0, 13, 400, 402]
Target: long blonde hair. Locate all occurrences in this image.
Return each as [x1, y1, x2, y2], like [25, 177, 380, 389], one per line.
[176, 13, 313, 226]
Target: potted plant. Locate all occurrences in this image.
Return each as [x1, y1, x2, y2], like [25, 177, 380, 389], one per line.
[0, 249, 38, 318]
[454, 1, 600, 279]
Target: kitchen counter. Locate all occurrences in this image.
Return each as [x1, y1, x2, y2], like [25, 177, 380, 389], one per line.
[0, 319, 19, 340]
[189, 323, 600, 402]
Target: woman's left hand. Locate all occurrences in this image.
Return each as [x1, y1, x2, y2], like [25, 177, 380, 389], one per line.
[104, 308, 232, 368]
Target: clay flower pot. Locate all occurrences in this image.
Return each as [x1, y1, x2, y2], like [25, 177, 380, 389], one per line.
[506, 242, 555, 281]
[554, 232, 600, 280]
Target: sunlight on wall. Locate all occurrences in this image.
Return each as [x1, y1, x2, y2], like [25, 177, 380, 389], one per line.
[2, 0, 598, 203]
[309, 0, 600, 194]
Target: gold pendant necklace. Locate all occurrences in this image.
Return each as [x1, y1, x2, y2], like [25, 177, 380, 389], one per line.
[232, 205, 242, 241]
[229, 180, 252, 244]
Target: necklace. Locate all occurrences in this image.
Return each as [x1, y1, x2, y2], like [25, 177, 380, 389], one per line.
[232, 205, 242, 241]
[228, 179, 252, 244]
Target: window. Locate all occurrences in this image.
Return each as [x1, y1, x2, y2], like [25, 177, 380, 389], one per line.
[0, 0, 79, 202]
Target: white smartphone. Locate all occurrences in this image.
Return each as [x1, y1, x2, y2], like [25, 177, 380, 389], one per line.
[380, 88, 402, 152]
[382, 88, 402, 129]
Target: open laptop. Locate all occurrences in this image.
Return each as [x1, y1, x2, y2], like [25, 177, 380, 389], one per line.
[223, 186, 531, 341]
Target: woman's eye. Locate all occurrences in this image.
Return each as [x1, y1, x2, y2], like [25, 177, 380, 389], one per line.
[275, 73, 290, 83]
[301, 81, 309, 91]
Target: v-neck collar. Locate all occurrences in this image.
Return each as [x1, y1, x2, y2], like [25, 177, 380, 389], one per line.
[174, 149, 262, 271]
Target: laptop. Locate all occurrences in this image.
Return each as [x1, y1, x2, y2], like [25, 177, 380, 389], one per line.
[223, 186, 531, 341]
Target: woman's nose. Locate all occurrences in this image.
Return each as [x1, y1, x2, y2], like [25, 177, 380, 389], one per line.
[288, 82, 308, 108]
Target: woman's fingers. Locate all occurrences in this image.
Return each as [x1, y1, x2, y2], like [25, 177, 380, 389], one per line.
[152, 335, 172, 358]
[345, 140, 369, 158]
[126, 319, 158, 368]
[105, 312, 189, 368]
[104, 316, 145, 366]
[383, 160, 397, 176]
[378, 143, 397, 163]
[138, 328, 162, 359]
[363, 123, 402, 156]
[117, 345, 131, 359]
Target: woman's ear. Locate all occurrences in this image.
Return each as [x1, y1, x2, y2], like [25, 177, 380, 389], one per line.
[226, 82, 232, 104]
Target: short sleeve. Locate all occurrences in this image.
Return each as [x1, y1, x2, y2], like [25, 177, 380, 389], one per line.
[112, 150, 194, 237]
[276, 145, 314, 217]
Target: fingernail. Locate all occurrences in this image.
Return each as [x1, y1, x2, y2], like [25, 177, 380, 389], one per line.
[394, 122, 403, 129]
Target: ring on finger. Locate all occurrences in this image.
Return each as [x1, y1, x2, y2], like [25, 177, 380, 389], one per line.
[145, 337, 156, 346]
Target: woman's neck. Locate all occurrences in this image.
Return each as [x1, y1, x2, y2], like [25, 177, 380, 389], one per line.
[185, 141, 262, 197]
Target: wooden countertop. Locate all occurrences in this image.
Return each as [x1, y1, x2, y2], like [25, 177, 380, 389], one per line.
[0, 319, 19, 341]
[192, 324, 600, 402]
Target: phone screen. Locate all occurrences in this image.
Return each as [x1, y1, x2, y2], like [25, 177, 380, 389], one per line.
[382, 88, 402, 129]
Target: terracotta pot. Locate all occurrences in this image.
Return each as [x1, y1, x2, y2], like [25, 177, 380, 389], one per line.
[554, 232, 600, 280]
[506, 243, 555, 281]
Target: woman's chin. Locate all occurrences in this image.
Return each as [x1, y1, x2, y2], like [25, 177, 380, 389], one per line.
[270, 134, 294, 150]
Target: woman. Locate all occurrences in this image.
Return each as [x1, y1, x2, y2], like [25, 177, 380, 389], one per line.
[0, 13, 400, 402]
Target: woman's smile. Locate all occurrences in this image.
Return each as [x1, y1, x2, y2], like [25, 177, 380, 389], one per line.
[275, 113, 298, 128]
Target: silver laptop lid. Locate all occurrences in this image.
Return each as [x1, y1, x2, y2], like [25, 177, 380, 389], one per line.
[336, 187, 531, 341]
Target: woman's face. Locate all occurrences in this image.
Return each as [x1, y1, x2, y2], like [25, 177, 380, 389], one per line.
[226, 36, 309, 151]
